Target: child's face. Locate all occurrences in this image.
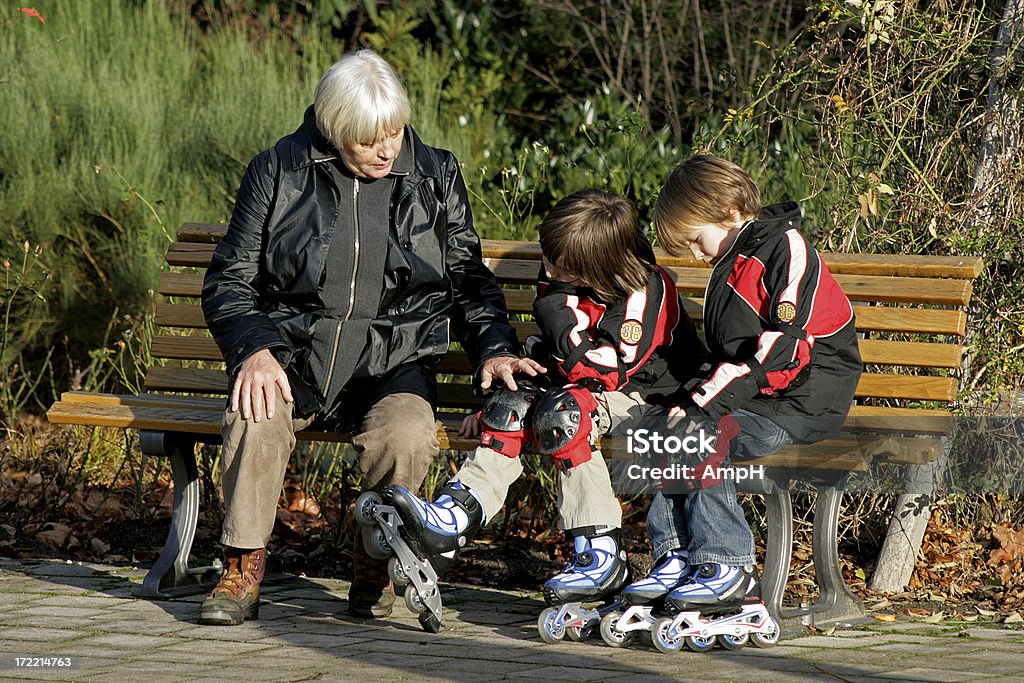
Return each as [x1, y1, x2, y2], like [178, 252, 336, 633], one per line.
[680, 222, 740, 264]
[542, 255, 586, 286]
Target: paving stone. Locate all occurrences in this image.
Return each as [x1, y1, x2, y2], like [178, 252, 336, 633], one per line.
[0, 627, 88, 643]
[5, 559, 1024, 682]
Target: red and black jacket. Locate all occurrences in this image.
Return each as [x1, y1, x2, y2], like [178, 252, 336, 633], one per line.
[686, 202, 863, 443]
[530, 264, 707, 404]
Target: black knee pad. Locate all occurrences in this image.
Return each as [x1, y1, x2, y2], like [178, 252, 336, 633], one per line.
[478, 380, 545, 457]
[532, 386, 599, 469]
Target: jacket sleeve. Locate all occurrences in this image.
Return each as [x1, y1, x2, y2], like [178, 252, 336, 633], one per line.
[533, 268, 676, 391]
[441, 155, 519, 370]
[688, 230, 822, 419]
[201, 150, 289, 377]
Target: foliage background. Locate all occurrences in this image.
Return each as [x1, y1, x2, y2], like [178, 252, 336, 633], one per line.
[1, 0, 1023, 610]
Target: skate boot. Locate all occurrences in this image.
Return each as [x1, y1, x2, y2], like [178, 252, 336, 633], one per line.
[536, 527, 629, 644]
[384, 481, 484, 576]
[600, 550, 690, 648]
[649, 563, 781, 654]
[353, 482, 483, 634]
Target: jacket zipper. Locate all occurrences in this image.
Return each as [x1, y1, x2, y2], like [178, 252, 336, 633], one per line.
[323, 179, 361, 393]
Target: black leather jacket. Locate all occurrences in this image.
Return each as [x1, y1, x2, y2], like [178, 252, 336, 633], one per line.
[202, 107, 518, 418]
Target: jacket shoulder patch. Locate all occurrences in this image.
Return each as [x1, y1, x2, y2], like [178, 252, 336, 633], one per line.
[619, 319, 644, 345]
[776, 301, 797, 323]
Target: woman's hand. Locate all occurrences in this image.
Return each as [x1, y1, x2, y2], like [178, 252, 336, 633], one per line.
[478, 355, 546, 391]
[230, 349, 293, 422]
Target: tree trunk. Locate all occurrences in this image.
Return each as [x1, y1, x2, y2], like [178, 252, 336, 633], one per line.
[870, 0, 1023, 593]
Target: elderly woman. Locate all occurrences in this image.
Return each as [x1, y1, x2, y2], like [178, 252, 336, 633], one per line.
[199, 50, 541, 625]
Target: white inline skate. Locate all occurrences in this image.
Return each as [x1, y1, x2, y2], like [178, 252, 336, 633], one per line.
[648, 563, 781, 653]
[599, 550, 690, 648]
[536, 527, 630, 644]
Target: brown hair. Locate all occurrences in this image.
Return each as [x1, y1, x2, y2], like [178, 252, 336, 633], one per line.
[539, 189, 653, 301]
[654, 155, 761, 257]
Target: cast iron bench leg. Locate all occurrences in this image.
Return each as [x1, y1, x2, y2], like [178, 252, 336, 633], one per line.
[805, 475, 864, 626]
[133, 431, 221, 598]
[760, 483, 793, 620]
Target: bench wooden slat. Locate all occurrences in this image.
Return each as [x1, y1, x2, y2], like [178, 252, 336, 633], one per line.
[148, 333, 963, 371]
[159, 271, 975, 326]
[142, 363, 958, 404]
[55, 390, 955, 436]
[177, 226, 984, 278]
[155, 299, 967, 338]
[166, 247, 975, 307]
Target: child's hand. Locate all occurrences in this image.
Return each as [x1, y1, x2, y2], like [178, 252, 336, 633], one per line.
[459, 412, 482, 438]
[667, 404, 688, 429]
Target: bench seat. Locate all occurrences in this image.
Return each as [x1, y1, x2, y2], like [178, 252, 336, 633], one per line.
[46, 222, 982, 630]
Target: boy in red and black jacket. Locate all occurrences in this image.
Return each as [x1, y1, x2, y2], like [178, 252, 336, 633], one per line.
[381, 189, 707, 607]
[616, 155, 863, 611]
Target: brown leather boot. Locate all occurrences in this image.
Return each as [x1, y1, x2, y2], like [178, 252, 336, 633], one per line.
[198, 547, 266, 625]
[348, 533, 394, 618]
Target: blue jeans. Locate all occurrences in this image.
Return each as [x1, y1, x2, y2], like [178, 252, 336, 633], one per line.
[646, 409, 793, 565]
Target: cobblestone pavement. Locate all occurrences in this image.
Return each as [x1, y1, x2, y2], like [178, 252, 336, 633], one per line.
[1, 558, 1021, 682]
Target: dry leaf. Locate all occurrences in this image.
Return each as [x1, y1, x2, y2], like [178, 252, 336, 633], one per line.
[989, 525, 1024, 566]
[1004, 612, 1023, 624]
[35, 523, 72, 549]
[873, 614, 897, 622]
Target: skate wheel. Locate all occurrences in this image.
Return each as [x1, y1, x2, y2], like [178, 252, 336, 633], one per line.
[684, 634, 716, 653]
[387, 557, 411, 587]
[365, 527, 392, 560]
[651, 616, 684, 654]
[404, 587, 429, 614]
[600, 611, 634, 648]
[751, 617, 781, 648]
[418, 611, 441, 634]
[717, 632, 748, 650]
[354, 491, 382, 526]
[537, 607, 566, 644]
[566, 624, 592, 642]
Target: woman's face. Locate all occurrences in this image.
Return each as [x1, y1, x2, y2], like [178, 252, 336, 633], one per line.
[339, 128, 403, 179]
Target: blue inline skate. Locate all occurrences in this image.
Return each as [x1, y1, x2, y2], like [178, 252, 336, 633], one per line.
[536, 527, 629, 644]
[354, 481, 483, 633]
[649, 563, 781, 653]
[599, 550, 691, 648]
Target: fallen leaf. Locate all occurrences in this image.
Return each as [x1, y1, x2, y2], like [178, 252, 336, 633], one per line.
[977, 607, 997, 616]
[989, 525, 1024, 566]
[1004, 612, 1023, 624]
[867, 598, 892, 611]
[922, 612, 945, 623]
[873, 614, 897, 622]
[35, 523, 72, 549]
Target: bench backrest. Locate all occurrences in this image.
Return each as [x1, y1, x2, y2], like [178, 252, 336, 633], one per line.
[150, 223, 982, 442]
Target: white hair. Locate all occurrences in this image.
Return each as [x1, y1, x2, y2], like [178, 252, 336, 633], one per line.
[314, 49, 411, 148]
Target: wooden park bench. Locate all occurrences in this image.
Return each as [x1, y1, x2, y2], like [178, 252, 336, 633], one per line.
[47, 222, 983, 630]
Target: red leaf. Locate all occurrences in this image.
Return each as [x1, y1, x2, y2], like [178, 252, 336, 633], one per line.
[18, 8, 45, 23]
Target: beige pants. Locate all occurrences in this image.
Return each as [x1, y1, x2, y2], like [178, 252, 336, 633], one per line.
[219, 388, 438, 549]
[454, 390, 649, 532]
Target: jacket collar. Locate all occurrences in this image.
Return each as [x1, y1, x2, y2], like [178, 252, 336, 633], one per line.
[737, 201, 803, 249]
